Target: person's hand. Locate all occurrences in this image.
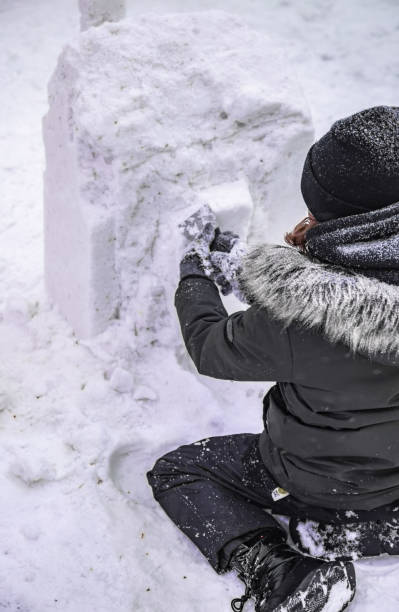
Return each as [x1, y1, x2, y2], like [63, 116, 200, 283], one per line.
[210, 228, 240, 253]
[212, 267, 233, 296]
[179, 204, 218, 249]
[179, 249, 209, 280]
[208, 228, 241, 295]
[209, 231, 247, 302]
[179, 204, 219, 280]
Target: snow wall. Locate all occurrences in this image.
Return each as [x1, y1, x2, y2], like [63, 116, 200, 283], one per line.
[43, 11, 314, 340]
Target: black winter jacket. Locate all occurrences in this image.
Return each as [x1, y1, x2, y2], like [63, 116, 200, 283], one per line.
[175, 244, 399, 512]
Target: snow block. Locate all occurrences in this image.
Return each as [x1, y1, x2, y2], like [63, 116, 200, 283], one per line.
[43, 11, 314, 339]
[198, 179, 253, 241]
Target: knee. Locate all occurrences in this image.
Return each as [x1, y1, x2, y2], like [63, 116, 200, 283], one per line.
[146, 458, 165, 498]
[147, 446, 188, 497]
[146, 442, 203, 497]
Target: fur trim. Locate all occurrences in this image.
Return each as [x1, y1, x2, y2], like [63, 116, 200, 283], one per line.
[241, 244, 399, 360]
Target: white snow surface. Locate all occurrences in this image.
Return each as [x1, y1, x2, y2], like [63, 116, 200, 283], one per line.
[1, 0, 399, 611]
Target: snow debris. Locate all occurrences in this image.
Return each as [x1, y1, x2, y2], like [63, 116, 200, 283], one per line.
[20, 524, 42, 542]
[296, 519, 327, 558]
[110, 366, 134, 393]
[7, 436, 77, 485]
[320, 574, 354, 612]
[133, 385, 158, 402]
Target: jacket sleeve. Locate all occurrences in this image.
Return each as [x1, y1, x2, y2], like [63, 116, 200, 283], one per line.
[174, 275, 292, 381]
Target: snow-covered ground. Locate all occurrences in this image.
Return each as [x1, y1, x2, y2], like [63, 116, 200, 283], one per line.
[1, 0, 399, 610]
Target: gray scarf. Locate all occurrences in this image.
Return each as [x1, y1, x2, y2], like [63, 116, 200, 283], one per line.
[304, 201, 399, 286]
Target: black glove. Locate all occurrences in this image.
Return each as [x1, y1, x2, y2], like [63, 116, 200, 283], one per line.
[210, 228, 239, 253]
[179, 250, 208, 280]
[212, 269, 233, 295]
[208, 228, 240, 295]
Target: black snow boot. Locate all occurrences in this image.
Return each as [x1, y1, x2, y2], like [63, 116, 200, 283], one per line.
[290, 516, 399, 561]
[229, 531, 356, 612]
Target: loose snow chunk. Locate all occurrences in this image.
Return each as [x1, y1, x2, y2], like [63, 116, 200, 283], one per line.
[43, 11, 313, 339]
[8, 436, 76, 485]
[133, 385, 158, 401]
[110, 367, 134, 393]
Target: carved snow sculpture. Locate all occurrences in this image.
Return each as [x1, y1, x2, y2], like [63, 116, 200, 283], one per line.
[43, 11, 314, 340]
[79, 0, 126, 31]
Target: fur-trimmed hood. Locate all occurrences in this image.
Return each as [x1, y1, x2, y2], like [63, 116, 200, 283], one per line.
[241, 243, 399, 363]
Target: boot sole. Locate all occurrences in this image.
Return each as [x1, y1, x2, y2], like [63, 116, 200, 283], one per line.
[271, 561, 356, 612]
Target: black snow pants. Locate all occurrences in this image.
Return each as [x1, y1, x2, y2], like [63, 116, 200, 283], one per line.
[147, 433, 396, 573]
